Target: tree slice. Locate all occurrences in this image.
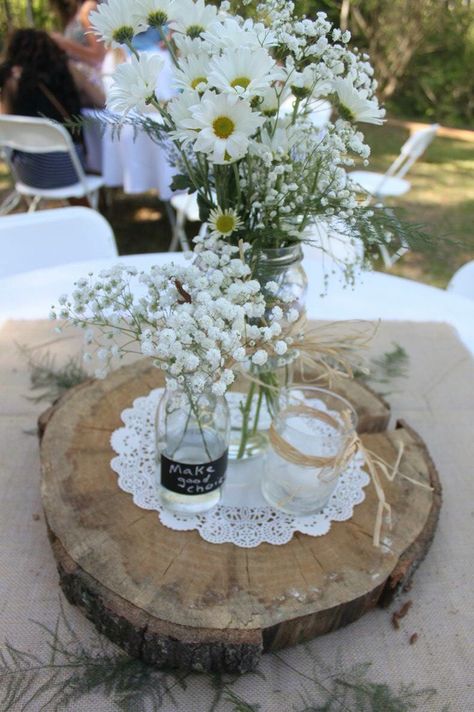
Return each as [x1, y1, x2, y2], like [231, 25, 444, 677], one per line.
[39, 360, 439, 673]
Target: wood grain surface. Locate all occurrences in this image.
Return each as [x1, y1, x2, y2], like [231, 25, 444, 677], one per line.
[39, 359, 440, 672]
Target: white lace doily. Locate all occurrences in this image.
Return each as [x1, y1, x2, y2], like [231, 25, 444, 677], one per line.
[110, 389, 370, 548]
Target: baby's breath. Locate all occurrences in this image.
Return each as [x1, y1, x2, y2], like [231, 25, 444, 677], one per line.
[52, 250, 294, 397]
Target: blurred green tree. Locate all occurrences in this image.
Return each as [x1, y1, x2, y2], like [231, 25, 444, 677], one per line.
[296, 0, 474, 126]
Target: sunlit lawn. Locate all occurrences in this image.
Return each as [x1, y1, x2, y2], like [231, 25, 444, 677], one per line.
[1, 121, 473, 287]
[363, 124, 474, 287]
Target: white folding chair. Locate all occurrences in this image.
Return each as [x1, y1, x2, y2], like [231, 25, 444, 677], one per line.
[169, 192, 201, 252]
[279, 97, 332, 130]
[0, 115, 105, 214]
[350, 124, 440, 202]
[0, 206, 118, 278]
[447, 261, 474, 301]
[350, 124, 439, 268]
[303, 218, 364, 265]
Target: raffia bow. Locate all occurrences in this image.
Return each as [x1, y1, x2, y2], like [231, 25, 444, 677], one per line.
[287, 316, 377, 385]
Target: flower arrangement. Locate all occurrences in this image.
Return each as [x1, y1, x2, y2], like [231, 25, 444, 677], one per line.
[89, 0, 391, 261]
[55, 0, 408, 478]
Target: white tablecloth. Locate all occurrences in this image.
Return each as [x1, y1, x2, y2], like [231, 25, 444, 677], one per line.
[83, 47, 177, 199]
[2, 254, 474, 355]
[83, 112, 176, 199]
[1, 318, 473, 711]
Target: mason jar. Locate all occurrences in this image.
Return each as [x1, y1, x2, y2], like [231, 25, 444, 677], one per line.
[254, 244, 308, 356]
[156, 383, 230, 515]
[227, 244, 308, 461]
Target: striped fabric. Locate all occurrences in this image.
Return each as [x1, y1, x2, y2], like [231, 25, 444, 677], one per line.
[11, 144, 87, 189]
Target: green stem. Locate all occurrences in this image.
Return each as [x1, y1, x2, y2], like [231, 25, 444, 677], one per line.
[124, 40, 140, 60]
[184, 386, 212, 461]
[169, 406, 192, 459]
[158, 27, 179, 67]
[251, 387, 264, 435]
[237, 381, 256, 459]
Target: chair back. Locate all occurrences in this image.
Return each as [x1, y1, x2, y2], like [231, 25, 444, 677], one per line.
[0, 115, 90, 196]
[0, 207, 118, 278]
[387, 124, 439, 178]
[447, 260, 474, 301]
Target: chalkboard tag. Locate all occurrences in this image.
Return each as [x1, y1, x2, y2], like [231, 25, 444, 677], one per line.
[161, 450, 228, 495]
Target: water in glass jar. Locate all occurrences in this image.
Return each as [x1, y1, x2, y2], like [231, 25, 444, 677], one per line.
[261, 413, 344, 516]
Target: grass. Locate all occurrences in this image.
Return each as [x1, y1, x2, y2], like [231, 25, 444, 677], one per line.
[1, 121, 473, 288]
[362, 123, 474, 287]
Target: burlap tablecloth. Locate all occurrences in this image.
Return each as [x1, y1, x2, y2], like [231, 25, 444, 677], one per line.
[1, 319, 473, 711]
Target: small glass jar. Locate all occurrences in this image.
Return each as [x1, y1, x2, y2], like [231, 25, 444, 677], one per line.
[261, 386, 358, 516]
[156, 383, 230, 515]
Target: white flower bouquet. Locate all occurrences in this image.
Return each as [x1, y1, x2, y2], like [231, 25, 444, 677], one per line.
[89, 0, 389, 256]
[55, 0, 406, 468]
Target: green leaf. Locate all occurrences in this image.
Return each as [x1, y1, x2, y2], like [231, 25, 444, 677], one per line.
[169, 174, 194, 193]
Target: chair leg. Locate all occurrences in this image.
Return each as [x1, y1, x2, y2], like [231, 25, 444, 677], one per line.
[27, 195, 42, 213]
[166, 202, 181, 252]
[381, 244, 410, 268]
[87, 190, 99, 210]
[177, 223, 191, 252]
[0, 191, 21, 216]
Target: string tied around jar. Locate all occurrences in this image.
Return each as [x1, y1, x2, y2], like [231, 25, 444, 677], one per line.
[268, 404, 433, 548]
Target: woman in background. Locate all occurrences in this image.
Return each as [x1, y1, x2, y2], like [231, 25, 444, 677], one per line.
[0, 29, 104, 189]
[49, 0, 105, 85]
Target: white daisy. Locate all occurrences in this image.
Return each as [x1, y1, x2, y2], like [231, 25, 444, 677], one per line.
[135, 0, 176, 28]
[260, 122, 298, 157]
[170, 0, 218, 38]
[208, 47, 284, 99]
[202, 17, 276, 51]
[183, 91, 264, 164]
[107, 53, 165, 114]
[209, 208, 242, 238]
[290, 66, 317, 99]
[173, 34, 206, 58]
[168, 90, 202, 145]
[254, 85, 290, 117]
[258, 86, 280, 116]
[333, 77, 385, 125]
[173, 52, 212, 93]
[89, 0, 145, 48]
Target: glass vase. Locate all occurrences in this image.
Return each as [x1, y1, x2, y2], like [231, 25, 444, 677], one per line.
[155, 383, 230, 515]
[261, 386, 358, 515]
[228, 244, 308, 461]
[254, 244, 308, 343]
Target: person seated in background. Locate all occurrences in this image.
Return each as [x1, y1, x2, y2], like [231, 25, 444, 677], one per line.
[0, 28, 104, 190]
[49, 0, 106, 87]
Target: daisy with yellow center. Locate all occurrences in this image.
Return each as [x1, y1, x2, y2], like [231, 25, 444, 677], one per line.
[135, 0, 176, 28]
[173, 53, 212, 93]
[209, 208, 242, 238]
[208, 47, 284, 100]
[183, 91, 264, 164]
